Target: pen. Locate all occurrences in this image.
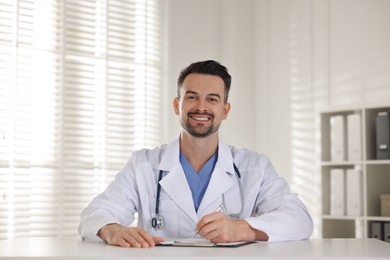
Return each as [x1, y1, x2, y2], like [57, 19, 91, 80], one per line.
[215, 203, 224, 213]
[193, 203, 225, 237]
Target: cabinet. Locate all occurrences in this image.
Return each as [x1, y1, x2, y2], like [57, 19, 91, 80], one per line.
[320, 105, 390, 240]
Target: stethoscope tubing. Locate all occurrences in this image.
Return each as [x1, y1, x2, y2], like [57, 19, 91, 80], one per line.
[155, 170, 164, 215]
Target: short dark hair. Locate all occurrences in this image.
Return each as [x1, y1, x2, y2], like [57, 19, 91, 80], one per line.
[177, 60, 232, 103]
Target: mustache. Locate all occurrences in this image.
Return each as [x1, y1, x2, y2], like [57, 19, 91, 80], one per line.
[187, 111, 214, 119]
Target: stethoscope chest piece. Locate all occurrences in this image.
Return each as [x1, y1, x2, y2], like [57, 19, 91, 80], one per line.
[151, 215, 163, 230]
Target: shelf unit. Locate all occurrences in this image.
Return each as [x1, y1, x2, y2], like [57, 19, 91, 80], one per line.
[320, 105, 390, 240]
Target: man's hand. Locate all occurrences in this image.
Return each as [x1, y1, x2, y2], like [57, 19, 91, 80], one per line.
[98, 224, 164, 248]
[196, 212, 269, 243]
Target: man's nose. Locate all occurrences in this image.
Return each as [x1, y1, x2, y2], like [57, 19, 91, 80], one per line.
[194, 99, 208, 112]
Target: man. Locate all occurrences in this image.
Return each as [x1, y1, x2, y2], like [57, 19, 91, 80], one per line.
[78, 60, 313, 248]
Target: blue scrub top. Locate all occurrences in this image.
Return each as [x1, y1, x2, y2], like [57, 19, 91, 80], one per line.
[179, 151, 218, 212]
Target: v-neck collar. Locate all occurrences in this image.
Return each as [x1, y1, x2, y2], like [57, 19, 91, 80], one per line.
[179, 151, 218, 211]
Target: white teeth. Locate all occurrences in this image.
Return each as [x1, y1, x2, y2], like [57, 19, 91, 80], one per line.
[193, 117, 208, 121]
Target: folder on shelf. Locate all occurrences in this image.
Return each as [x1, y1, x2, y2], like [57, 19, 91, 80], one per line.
[330, 168, 345, 216]
[330, 115, 346, 162]
[346, 168, 363, 216]
[347, 114, 362, 161]
[376, 112, 390, 159]
[370, 222, 383, 240]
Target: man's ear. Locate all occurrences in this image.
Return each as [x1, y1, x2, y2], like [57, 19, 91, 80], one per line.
[173, 97, 180, 115]
[222, 102, 231, 120]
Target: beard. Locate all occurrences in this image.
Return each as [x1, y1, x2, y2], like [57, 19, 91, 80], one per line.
[182, 112, 220, 138]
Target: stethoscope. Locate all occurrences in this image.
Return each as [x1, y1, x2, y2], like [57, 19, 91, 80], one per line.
[151, 163, 244, 230]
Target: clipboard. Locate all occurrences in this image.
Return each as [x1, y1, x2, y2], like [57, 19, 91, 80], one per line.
[158, 239, 255, 248]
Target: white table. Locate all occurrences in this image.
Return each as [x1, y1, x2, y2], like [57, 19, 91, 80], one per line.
[0, 237, 389, 260]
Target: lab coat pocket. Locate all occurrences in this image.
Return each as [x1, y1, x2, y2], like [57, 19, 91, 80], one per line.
[148, 195, 179, 237]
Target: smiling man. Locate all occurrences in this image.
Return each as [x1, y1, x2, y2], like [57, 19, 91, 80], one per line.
[79, 60, 313, 248]
[175, 73, 228, 139]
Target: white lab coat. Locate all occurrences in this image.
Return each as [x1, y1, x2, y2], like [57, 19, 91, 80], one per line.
[78, 136, 313, 242]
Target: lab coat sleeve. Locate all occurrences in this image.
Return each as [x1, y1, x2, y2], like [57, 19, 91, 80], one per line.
[78, 157, 139, 242]
[244, 160, 313, 242]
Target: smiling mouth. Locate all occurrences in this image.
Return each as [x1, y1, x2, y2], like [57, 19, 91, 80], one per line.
[190, 115, 211, 121]
[188, 112, 214, 122]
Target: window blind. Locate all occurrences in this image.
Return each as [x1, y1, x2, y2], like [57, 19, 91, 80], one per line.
[0, 0, 163, 239]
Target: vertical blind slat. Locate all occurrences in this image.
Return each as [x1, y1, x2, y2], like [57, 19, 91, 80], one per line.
[0, 0, 162, 239]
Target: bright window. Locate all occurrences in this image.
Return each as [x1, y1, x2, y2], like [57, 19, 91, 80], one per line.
[0, 0, 163, 238]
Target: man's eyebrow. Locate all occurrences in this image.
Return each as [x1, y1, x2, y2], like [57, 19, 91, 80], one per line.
[184, 90, 221, 99]
[185, 90, 198, 95]
[208, 93, 221, 99]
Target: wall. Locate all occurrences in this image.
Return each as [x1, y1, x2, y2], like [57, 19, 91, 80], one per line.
[165, 0, 390, 238]
[165, 0, 292, 185]
[165, 0, 258, 152]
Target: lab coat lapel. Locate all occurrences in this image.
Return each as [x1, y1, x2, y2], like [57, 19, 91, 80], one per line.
[197, 142, 235, 216]
[158, 136, 198, 224]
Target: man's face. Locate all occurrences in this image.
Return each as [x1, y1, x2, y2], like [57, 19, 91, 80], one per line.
[174, 73, 230, 138]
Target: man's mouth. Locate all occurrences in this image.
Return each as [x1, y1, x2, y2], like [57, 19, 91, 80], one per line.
[191, 116, 210, 121]
[188, 113, 213, 122]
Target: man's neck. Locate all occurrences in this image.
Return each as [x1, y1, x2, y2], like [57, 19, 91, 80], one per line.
[179, 132, 219, 173]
